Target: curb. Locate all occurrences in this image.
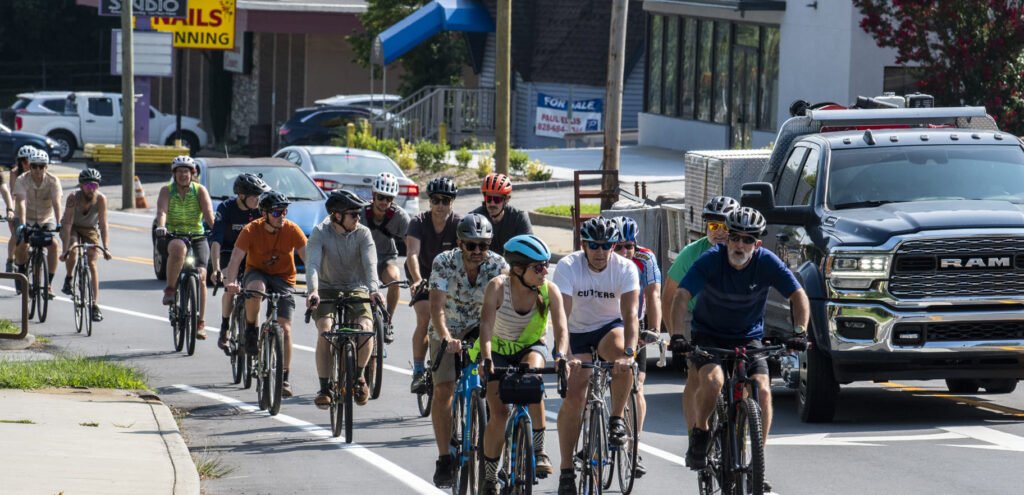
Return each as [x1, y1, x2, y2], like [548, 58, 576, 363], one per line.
[528, 210, 573, 229]
[142, 393, 201, 495]
[457, 177, 603, 197]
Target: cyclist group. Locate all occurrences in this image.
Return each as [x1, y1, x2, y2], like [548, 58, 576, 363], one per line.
[4, 147, 809, 494]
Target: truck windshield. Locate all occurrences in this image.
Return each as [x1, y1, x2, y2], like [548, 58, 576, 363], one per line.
[827, 144, 1024, 209]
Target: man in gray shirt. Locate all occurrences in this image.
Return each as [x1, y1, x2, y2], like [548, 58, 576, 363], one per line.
[471, 173, 532, 255]
[361, 172, 410, 326]
[306, 190, 382, 408]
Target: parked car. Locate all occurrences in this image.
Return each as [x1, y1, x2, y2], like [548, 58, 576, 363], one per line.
[277, 106, 375, 147]
[314, 93, 401, 110]
[274, 146, 420, 215]
[13, 91, 208, 161]
[10, 91, 72, 115]
[150, 157, 328, 280]
[0, 123, 62, 164]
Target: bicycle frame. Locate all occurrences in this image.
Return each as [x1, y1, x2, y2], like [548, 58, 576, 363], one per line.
[430, 338, 484, 494]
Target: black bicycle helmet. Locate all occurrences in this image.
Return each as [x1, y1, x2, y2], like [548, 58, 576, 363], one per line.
[457, 213, 493, 241]
[258, 191, 291, 212]
[426, 177, 458, 198]
[726, 206, 767, 236]
[234, 173, 270, 196]
[326, 189, 369, 213]
[579, 217, 619, 243]
[79, 168, 102, 184]
[703, 196, 740, 221]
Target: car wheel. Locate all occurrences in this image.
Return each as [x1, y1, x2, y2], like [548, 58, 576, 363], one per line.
[797, 335, 839, 423]
[945, 378, 980, 394]
[48, 130, 77, 162]
[980, 379, 1017, 394]
[167, 131, 200, 156]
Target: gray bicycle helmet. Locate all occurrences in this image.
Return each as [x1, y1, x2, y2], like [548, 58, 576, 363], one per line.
[725, 206, 767, 236]
[457, 213, 493, 241]
[258, 190, 291, 212]
[703, 196, 740, 221]
[326, 189, 369, 213]
[79, 168, 102, 184]
[579, 217, 619, 243]
[426, 177, 458, 198]
[234, 173, 270, 196]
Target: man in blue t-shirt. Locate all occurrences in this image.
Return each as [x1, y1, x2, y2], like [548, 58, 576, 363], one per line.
[669, 206, 809, 481]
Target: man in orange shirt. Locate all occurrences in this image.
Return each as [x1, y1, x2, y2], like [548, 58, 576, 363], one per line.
[224, 191, 308, 397]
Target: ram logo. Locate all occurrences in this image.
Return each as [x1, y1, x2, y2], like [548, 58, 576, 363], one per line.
[939, 256, 1012, 269]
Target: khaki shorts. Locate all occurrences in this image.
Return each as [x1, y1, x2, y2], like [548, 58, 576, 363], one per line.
[311, 288, 372, 323]
[428, 326, 480, 385]
[72, 226, 100, 245]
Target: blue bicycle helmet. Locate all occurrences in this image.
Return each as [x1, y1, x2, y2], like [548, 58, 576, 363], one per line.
[613, 216, 639, 243]
[504, 234, 551, 265]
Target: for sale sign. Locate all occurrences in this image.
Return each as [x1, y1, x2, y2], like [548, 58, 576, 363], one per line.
[534, 93, 603, 138]
[151, 0, 235, 50]
[100, 0, 188, 18]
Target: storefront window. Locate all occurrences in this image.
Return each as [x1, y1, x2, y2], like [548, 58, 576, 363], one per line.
[713, 21, 730, 124]
[696, 19, 714, 121]
[759, 26, 780, 130]
[680, 18, 697, 119]
[664, 17, 679, 117]
[647, 15, 663, 115]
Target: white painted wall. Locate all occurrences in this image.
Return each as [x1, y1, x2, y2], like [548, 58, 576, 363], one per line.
[638, 112, 728, 150]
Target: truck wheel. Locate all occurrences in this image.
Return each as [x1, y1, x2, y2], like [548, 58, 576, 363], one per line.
[167, 132, 200, 156]
[48, 130, 77, 162]
[980, 379, 1017, 394]
[945, 379, 980, 394]
[798, 344, 839, 423]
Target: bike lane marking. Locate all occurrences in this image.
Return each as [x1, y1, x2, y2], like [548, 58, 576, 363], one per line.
[171, 384, 446, 494]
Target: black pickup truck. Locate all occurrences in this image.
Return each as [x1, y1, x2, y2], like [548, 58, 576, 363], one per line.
[736, 105, 1024, 422]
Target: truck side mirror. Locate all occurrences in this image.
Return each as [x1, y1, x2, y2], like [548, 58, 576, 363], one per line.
[741, 182, 776, 212]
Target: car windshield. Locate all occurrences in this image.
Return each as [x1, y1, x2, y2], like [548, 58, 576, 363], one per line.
[206, 165, 325, 201]
[311, 153, 402, 176]
[827, 144, 1024, 209]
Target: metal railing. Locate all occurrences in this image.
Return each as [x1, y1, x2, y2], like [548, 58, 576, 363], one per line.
[0, 272, 30, 340]
[372, 86, 496, 143]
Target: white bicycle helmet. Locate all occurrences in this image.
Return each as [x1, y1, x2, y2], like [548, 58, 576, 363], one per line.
[372, 172, 400, 197]
[171, 155, 197, 172]
[17, 145, 37, 160]
[28, 148, 49, 165]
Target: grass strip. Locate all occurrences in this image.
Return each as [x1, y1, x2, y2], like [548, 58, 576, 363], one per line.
[535, 203, 601, 217]
[0, 319, 18, 335]
[0, 355, 148, 390]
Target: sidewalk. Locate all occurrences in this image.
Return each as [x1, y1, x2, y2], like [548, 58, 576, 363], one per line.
[0, 385, 199, 495]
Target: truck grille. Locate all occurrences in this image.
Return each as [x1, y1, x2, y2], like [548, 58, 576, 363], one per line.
[890, 237, 1024, 298]
[893, 322, 1024, 342]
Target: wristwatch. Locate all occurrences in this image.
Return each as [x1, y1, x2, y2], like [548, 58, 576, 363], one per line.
[552, 351, 564, 360]
[793, 325, 807, 336]
[623, 347, 635, 357]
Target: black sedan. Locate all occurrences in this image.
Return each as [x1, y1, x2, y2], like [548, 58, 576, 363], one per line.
[277, 106, 375, 147]
[0, 123, 62, 163]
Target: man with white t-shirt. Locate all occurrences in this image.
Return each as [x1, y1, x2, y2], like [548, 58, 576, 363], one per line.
[552, 217, 640, 495]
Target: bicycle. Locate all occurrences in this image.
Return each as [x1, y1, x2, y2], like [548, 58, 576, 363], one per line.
[214, 281, 250, 387]
[65, 242, 109, 337]
[21, 224, 59, 323]
[163, 232, 206, 356]
[304, 293, 376, 442]
[432, 338, 487, 495]
[243, 288, 300, 417]
[417, 357, 436, 418]
[483, 360, 567, 495]
[686, 342, 798, 495]
[367, 279, 409, 400]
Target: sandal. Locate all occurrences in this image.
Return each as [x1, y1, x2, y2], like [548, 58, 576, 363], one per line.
[354, 377, 370, 406]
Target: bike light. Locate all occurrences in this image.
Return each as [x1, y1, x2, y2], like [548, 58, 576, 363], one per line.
[186, 255, 195, 266]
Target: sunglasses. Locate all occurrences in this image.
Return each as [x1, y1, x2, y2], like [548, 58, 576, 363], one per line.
[527, 261, 549, 274]
[374, 193, 394, 203]
[462, 241, 490, 252]
[728, 233, 758, 245]
[587, 241, 614, 251]
[270, 208, 288, 218]
[613, 243, 636, 252]
[707, 221, 727, 232]
[430, 196, 453, 206]
[484, 195, 506, 205]
[343, 210, 360, 218]
[31, 163, 47, 169]
[80, 182, 99, 191]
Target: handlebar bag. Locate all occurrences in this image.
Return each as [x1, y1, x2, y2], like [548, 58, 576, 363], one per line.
[499, 373, 544, 405]
[29, 231, 53, 248]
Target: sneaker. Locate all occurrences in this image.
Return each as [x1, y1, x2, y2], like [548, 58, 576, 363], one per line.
[314, 390, 332, 410]
[383, 325, 395, 344]
[534, 451, 554, 478]
[61, 277, 72, 295]
[433, 456, 454, 488]
[557, 473, 577, 495]
[633, 455, 647, 478]
[685, 428, 710, 470]
[410, 370, 427, 394]
[608, 416, 628, 447]
[14, 265, 25, 295]
[353, 377, 370, 406]
[763, 479, 774, 493]
[245, 327, 258, 355]
[196, 321, 207, 340]
[282, 381, 293, 398]
[217, 331, 230, 355]
[4, 260, 11, 273]
[162, 287, 175, 305]
[91, 305, 103, 322]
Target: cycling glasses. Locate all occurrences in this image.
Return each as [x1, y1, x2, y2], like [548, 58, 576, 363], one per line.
[707, 221, 727, 232]
[613, 243, 636, 252]
[30, 163, 47, 170]
[484, 195, 506, 205]
[462, 241, 490, 252]
[270, 208, 288, 218]
[80, 182, 99, 191]
[374, 193, 394, 203]
[430, 196, 453, 206]
[527, 261, 549, 274]
[728, 233, 758, 245]
[586, 241, 614, 251]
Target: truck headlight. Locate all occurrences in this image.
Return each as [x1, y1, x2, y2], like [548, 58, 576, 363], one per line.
[826, 254, 890, 289]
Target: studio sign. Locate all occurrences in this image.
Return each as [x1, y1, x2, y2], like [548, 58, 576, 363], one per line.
[100, 0, 189, 18]
[938, 256, 1013, 270]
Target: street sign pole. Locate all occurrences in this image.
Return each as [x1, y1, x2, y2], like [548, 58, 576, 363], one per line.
[495, 0, 511, 175]
[601, 0, 628, 210]
[176, 49, 183, 145]
[121, 1, 135, 210]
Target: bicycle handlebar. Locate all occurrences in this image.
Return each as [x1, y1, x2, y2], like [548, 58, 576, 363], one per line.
[485, 361, 569, 399]
[689, 344, 788, 361]
[639, 330, 668, 368]
[431, 338, 474, 372]
[64, 243, 109, 255]
[379, 280, 410, 289]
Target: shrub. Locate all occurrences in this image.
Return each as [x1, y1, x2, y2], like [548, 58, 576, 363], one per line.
[332, 120, 399, 159]
[525, 159, 553, 182]
[476, 153, 494, 178]
[455, 147, 473, 169]
[509, 149, 529, 176]
[395, 139, 416, 171]
[415, 140, 450, 173]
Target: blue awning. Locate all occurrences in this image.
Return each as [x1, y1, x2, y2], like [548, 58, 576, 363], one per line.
[375, 0, 494, 65]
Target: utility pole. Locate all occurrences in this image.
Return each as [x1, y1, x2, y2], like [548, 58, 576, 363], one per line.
[495, 0, 511, 174]
[601, 0, 628, 210]
[120, 2, 135, 210]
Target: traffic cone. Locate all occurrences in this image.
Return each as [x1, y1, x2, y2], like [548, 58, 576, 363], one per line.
[134, 176, 148, 208]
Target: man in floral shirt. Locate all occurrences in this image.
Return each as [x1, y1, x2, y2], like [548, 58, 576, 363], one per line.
[427, 213, 508, 488]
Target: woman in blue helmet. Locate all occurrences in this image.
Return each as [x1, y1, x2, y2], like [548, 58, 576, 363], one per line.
[477, 234, 572, 494]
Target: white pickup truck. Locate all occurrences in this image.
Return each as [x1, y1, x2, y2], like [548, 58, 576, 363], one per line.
[13, 91, 207, 161]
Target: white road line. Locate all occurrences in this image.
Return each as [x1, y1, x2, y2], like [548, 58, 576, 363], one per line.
[171, 384, 445, 494]
[942, 426, 1024, 452]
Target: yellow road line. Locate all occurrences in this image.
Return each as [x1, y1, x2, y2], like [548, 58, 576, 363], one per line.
[110, 223, 149, 232]
[882, 382, 1024, 417]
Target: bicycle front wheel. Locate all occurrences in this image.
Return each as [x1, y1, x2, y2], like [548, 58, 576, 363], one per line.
[35, 252, 49, 323]
[450, 392, 466, 495]
[27, 255, 37, 320]
[460, 389, 486, 495]
[368, 314, 385, 400]
[509, 414, 535, 495]
[267, 328, 284, 416]
[616, 392, 640, 494]
[242, 349, 254, 390]
[417, 370, 433, 417]
[172, 289, 185, 352]
[183, 275, 199, 356]
[734, 398, 765, 495]
[330, 348, 344, 438]
[73, 265, 85, 334]
[579, 407, 605, 495]
[343, 340, 356, 443]
[600, 406, 613, 491]
[699, 396, 727, 495]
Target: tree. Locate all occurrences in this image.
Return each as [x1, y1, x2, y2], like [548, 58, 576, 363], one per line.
[348, 0, 468, 96]
[854, 1, 1024, 134]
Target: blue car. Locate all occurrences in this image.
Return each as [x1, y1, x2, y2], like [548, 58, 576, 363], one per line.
[151, 157, 328, 280]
